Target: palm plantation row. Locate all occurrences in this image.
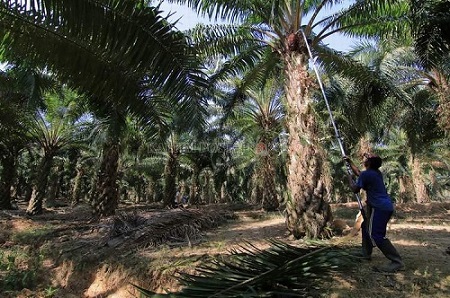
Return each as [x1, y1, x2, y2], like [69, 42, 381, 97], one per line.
[0, 0, 449, 239]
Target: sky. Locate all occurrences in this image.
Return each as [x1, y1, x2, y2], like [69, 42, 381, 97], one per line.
[159, 1, 360, 52]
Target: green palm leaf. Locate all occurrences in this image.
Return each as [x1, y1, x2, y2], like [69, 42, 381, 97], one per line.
[135, 239, 354, 297]
[410, 0, 450, 67]
[323, 0, 409, 40]
[0, 0, 207, 119]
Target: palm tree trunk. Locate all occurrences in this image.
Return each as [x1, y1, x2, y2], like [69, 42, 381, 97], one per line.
[284, 50, 333, 239]
[46, 163, 63, 207]
[71, 165, 84, 205]
[201, 170, 213, 204]
[251, 142, 279, 210]
[250, 173, 263, 205]
[357, 134, 372, 157]
[0, 155, 17, 209]
[135, 175, 145, 203]
[91, 141, 120, 217]
[219, 183, 228, 203]
[410, 154, 430, 203]
[261, 154, 279, 211]
[431, 68, 450, 133]
[356, 136, 370, 203]
[397, 175, 414, 203]
[189, 166, 200, 205]
[163, 152, 178, 207]
[145, 178, 155, 203]
[65, 148, 80, 201]
[26, 152, 54, 215]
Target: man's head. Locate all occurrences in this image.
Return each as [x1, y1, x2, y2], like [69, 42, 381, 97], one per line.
[362, 153, 382, 169]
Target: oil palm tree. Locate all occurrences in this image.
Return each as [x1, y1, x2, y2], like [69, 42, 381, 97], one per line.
[25, 86, 87, 215]
[175, 0, 408, 238]
[0, 66, 49, 209]
[0, 100, 31, 209]
[0, 0, 207, 115]
[25, 114, 76, 214]
[229, 80, 285, 211]
[179, 134, 223, 206]
[409, 1, 450, 134]
[87, 111, 126, 216]
[0, 1, 209, 216]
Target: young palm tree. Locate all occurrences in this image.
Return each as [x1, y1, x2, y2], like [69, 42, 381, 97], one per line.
[0, 66, 49, 209]
[26, 113, 75, 215]
[176, 0, 408, 238]
[0, 1, 209, 215]
[25, 84, 89, 214]
[230, 81, 285, 211]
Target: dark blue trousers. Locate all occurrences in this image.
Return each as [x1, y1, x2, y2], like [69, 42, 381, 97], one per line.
[362, 205, 393, 254]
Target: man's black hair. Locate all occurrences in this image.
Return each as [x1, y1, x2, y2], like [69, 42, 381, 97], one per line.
[368, 156, 382, 169]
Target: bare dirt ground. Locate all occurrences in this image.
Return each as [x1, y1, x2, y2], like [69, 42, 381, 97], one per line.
[1, 201, 449, 298]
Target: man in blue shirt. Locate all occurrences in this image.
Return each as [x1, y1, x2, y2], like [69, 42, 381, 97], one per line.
[345, 153, 404, 273]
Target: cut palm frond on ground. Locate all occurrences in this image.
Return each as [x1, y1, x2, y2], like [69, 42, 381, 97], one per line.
[102, 208, 236, 249]
[134, 239, 356, 297]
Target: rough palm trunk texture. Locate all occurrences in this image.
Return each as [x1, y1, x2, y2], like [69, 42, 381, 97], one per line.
[91, 142, 119, 217]
[46, 164, 63, 207]
[0, 155, 16, 209]
[397, 175, 414, 203]
[145, 178, 155, 203]
[431, 68, 450, 133]
[71, 165, 84, 205]
[261, 154, 279, 211]
[163, 152, 178, 207]
[251, 143, 279, 210]
[201, 170, 214, 204]
[356, 136, 371, 203]
[26, 152, 55, 215]
[284, 51, 332, 239]
[189, 167, 200, 205]
[250, 173, 263, 205]
[410, 154, 430, 203]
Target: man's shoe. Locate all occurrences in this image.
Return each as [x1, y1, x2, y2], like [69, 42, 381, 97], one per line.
[349, 249, 371, 261]
[373, 261, 404, 273]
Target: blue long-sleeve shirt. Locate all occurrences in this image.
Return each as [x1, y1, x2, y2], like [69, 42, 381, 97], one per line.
[356, 169, 394, 211]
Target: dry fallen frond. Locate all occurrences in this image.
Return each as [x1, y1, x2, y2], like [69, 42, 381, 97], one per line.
[100, 208, 234, 249]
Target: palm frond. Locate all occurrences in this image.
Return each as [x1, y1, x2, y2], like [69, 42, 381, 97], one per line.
[135, 239, 355, 297]
[315, 44, 413, 108]
[410, 0, 450, 68]
[169, 0, 255, 23]
[319, 0, 409, 41]
[0, 0, 207, 119]
[103, 208, 234, 249]
[188, 24, 253, 59]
